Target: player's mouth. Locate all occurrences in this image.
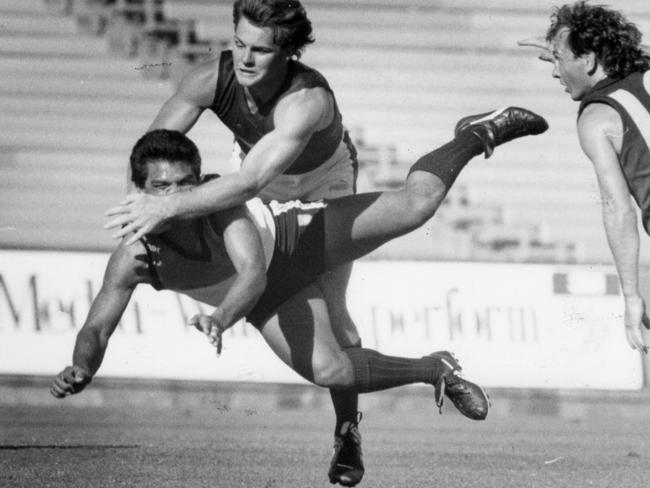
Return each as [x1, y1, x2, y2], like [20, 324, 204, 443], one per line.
[237, 67, 257, 77]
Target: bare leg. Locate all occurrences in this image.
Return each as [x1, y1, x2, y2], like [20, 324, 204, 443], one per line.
[257, 279, 473, 394]
[316, 264, 360, 347]
[315, 264, 361, 406]
[323, 106, 549, 266]
[258, 277, 490, 421]
[260, 283, 355, 387]
[324, 172, 448, 267]
[259, 146, 365, 485]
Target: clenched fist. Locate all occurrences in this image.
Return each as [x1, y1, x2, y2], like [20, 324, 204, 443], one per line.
[51, 365, 92, 398]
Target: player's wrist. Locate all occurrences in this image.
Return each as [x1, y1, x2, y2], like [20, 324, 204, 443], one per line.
[72, 365, 93, 379]
[210, 307, 228, 332]
[163, 192, 182, 221]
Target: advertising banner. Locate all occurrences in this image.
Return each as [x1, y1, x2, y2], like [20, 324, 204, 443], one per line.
[0, 251, 643, 389]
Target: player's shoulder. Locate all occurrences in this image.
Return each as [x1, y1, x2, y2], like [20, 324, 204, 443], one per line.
[105, 238, 150, 288]
[282, 63, 331, 109]
[288, 83, 330, 104]
[276, 84, 332, 127]
[578, 102, 622, 134]
[208, 202, 252, 230]
[176, 55, 221, 100]
[191, 55, 221, 78]
[577, 101, 625, 160]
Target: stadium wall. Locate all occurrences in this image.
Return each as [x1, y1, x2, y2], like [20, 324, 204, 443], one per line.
[1, 250, 646, 391]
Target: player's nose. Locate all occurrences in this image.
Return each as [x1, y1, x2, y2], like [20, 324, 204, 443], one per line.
[242, 48, 254, 65]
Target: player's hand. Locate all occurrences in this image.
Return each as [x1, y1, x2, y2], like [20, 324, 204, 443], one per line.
[50, 366, 92, 398]
[517, 36, 554, 63]
[623, 295, 650, 354]
[104, 193, 172, 245]
[189, 313, 225, 356]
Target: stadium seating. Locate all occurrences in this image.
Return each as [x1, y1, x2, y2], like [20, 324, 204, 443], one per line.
[2, 0, 649, 262]
[0, 0, 232, 251]
[154, 0, 646, 262]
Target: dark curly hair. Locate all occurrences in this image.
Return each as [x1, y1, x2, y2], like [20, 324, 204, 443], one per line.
[130, 130, 201, 189]
[546, 1, 650, 79]
[233, 0, 314, 56]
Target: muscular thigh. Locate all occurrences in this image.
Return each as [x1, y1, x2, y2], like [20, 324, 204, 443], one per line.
[315, 263, 359, 346]
[298, 154, 359, 343]
[260, 283, 344, 382]
[243, 138, 360, 343]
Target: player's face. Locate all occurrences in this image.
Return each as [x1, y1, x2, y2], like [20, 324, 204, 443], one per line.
[143, 160, 198, 196]
[233, 16, 289, 89]
[550, 28, 593, 101]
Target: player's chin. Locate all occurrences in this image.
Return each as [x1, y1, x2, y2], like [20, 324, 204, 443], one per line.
[235, 72, 261, 87]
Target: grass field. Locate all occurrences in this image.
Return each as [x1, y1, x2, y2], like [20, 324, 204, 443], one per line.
[2, 388, 649, 488]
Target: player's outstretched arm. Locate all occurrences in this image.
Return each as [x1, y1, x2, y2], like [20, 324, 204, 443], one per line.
[578, 104, 648, 353]
[105, 88, 331, 245]
[51, 242, 144, 398]
[189, 205, 267, 353]
[623, 296, 650, 354]
[519, 37, 648, 64]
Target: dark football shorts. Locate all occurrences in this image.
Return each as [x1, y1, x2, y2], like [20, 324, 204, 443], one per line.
[246, 200, 328, 329]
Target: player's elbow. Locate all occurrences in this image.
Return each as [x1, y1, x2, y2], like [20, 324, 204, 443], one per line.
[602, 198, 636, 226]
[239, 163, 287, 200]
[239, 183, 260, 203]
[235, 168, 268, 201]
[253, 272, 267, 299]
[77, 323, 102, 343]
[244, 265, 267, 301]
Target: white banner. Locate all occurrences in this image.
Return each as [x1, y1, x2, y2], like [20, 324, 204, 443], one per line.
[0, 250, 643, 389]
[346, 261, 642, 390]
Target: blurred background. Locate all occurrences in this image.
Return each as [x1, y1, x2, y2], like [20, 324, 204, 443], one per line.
[2, 0, 650, 403]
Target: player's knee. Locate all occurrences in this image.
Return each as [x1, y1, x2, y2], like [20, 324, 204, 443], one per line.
[312, 353, 353, 388]
[404, 185, 446, 230]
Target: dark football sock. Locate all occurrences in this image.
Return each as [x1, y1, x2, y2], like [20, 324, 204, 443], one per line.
[330, 388, 359, 434]
[331, 343, 361, 435]
[344, 348, 444, 393]
[408, 130, 483, 190]
[330, 341, 361, 435]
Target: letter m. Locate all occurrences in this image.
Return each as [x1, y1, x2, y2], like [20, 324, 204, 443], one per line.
[0, 274, 40, 331]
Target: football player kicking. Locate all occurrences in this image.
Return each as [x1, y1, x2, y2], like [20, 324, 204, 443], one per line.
[51, 107, 547, 483]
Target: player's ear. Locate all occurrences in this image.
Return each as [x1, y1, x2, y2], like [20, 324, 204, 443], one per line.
[283, 46, 298, 61]
[585, 51, 598, 75]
